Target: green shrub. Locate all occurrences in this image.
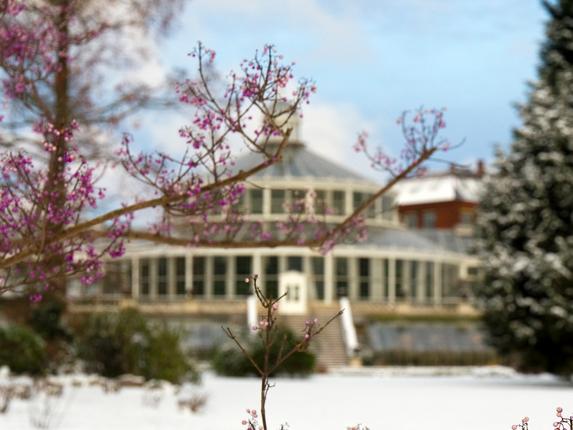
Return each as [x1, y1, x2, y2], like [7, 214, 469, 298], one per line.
[0, 325, 46, 375]
[212, 325, 316, 377]
[28, 295, 72, 341]
[144, 326, 196, 383]
[74, 309, 197, 383]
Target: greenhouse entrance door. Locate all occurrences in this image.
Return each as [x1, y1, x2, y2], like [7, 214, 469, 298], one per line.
[279, 271, 308, 315]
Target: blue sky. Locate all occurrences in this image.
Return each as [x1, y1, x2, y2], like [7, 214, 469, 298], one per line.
[139, 0, 547, 177]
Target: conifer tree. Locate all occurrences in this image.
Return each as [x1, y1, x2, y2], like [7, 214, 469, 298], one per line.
[476, 0, 573, 376]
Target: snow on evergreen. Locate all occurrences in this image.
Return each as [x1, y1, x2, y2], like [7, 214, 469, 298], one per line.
[476, 0, 573, 375]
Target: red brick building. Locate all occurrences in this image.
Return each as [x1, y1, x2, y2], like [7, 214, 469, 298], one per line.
[395, 161, 484, 232]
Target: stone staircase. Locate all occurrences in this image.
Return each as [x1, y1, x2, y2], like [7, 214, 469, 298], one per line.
[281, 305, 348, 370]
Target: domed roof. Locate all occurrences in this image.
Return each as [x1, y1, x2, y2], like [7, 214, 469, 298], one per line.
[233, 141, 373, 183]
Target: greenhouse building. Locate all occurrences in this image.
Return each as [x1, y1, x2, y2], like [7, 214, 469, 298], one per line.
[72, 119, 480, 318]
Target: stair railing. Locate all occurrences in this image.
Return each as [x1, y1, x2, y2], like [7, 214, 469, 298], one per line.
[247, 294, 258, 335]
[339, 297, 359, 357]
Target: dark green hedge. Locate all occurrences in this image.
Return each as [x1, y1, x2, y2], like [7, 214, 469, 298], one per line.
[74, 308, 197, 383]
[0, 324, 46, 375]
[212, 325, 316, 377]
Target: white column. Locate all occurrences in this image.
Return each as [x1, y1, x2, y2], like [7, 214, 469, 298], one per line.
[205, 256, 213, 299]
[349, 257, 358, 300]
[375, 198, 382, 221]
[345, 188, 353, 216]
[303, 255, 313, 300]
[253, 253, 262, 278]
[226, 255, 235, 299]
[185, 254, 192, 297]
[263, 188, 271, 215]
[253, 253, 262, 295]
[371, 258, 383, 302]
[404, 261, 412, 303]
[388, 257, 396, 304]
[150, 258, 157, 301]
[324, 253, 334, 304]
[279, 255, 287, 274]
[131, 257, 140, 300]
[417, 261, 426, 305]
[434, 261, 442, 306]
[168, 257, 176, 301]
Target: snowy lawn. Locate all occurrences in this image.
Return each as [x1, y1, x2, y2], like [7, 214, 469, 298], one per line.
[1, 368, 572, 430]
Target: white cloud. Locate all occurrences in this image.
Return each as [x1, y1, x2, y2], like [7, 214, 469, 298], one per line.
[301, 101, 384, 182]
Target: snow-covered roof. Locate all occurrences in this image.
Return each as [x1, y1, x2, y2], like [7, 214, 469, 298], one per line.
[394, 174, 482, 206]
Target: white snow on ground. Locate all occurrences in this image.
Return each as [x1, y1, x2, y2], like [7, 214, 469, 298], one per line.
[1, 368, 572, 430]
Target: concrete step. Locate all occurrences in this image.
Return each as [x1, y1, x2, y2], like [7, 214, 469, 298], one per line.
[281, 308, 348, 370]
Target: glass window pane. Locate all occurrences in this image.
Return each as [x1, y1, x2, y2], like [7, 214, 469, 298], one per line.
[157, 257, 168, 296]
[192, 257, 205, 297]
[410, 261, 418, 301]
[360, 281, 369, 299]
[287, 256, 303, 271]
[236, 256, 252, 296]
[140, 258, 150, 296]
[266, 280, 278, 299]
[354, 192, 375, 218]
[426, 262, 434, 303]
[396, 259, 405, 298]
[382, 196, 394, 220]
[383, 259, 389, 300]
[359, 258, 370, 299]
[213, 280, 226, 296]
[265, 256, 278, 274]
[442, 264, 460, 298]
[213, 257, 227, 297]
[271, 190, 285, 214]
[335, 258, 348, 298]
[264, 256, 279, 298]
[250, 189, 263, 214]
[214, 257, 226, 275]
[336, 258, 348, 276]
[332, 191, 345, 215]
[404, 212, 418, 228]
[315, 190, 327, 214]
[359, 258, 369, 276]
[103, 261, 122, 296]
[312, 257, 324, 300]
[422, 211, 437, 228]
[353, 192, 362, 210]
